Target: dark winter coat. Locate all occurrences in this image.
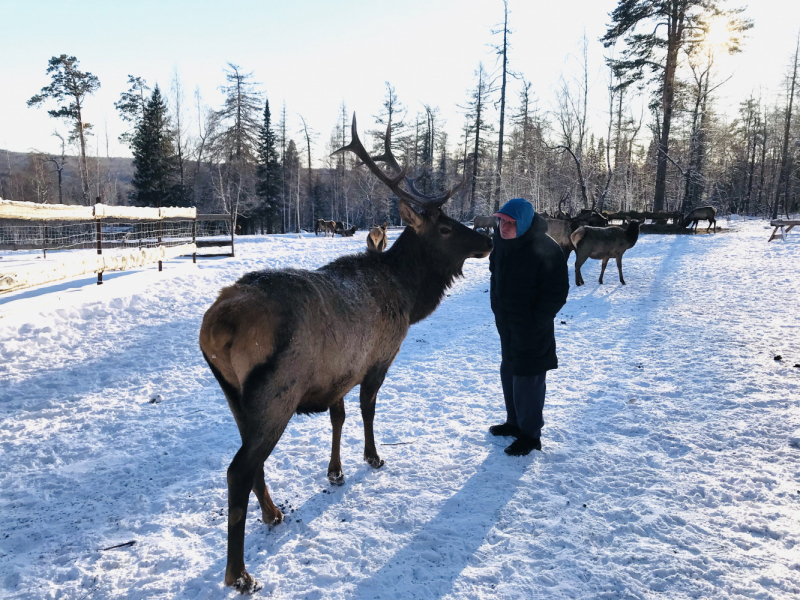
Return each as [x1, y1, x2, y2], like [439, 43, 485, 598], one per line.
[490, 212, 569, 376]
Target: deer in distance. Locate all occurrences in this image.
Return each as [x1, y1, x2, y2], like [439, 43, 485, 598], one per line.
[472, 215, 496, 232]
[366, 221, 388, 251]
[570, 220, 641, 286]
[338, 225, 358, 237]
[683, 206, 717, 233]
[198, 114, 492, 593]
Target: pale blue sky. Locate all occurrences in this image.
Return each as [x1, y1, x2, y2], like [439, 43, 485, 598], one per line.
[1, 0, 797, 162]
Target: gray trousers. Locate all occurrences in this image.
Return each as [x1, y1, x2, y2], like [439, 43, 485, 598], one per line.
[500, 361, 547, 439]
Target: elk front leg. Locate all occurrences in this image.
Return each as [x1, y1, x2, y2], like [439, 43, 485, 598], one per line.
[327, 398, 346, 485]
[252, 464, 283, 526]
[599, 257, 609, 284]
[360, 366, 388, 469]
[616, 255, 626, 285]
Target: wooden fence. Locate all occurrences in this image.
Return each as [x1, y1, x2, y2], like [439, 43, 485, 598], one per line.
[0, 199, 234, 294]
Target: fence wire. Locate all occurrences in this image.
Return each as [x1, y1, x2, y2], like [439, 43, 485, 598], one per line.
[0, 219, 196, 253]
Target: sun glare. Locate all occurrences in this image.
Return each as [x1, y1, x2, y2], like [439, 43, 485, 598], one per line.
[703, 18, 732, 50]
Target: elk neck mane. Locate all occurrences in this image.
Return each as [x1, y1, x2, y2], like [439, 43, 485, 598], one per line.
[322, 223, 463, 325]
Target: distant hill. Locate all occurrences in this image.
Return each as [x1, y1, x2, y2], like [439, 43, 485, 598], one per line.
[0, 149, 134, 205]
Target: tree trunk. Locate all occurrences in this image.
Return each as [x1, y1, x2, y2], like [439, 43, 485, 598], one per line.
[493, 1, 509, 213]
[654, 3, 685, 213]
[772, 34, 799, 220]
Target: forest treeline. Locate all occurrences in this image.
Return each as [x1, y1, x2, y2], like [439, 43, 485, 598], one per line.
[2, 1, 799, 231]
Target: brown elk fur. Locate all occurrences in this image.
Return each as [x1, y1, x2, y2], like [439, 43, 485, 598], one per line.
[338, 225, 358, 237]
[472, 215, 496, 231]
[545, 218, 575, 260]
[320, 220, 337, 236]
[570, 221, 641, 286]
[199, 115, 492, 593]
[367, 222, 388, 251]
[682, 206, 716, 232]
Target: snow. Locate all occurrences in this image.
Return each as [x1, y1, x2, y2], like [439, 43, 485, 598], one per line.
[0, 244, 196, 294]
[1, 222, 799, 599]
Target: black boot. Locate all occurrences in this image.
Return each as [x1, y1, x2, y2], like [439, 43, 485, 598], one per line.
[489, 423, 520, 437]
[504, 434, 541, 456]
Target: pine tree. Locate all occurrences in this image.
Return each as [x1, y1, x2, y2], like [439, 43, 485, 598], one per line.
[602, 0, 751, 212]
[131, 85, 176, 207]
[28, 55, 101, 203]
[255, 97, 282, 233]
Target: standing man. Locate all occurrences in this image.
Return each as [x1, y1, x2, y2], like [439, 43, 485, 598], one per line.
[489, 198, 569, 455]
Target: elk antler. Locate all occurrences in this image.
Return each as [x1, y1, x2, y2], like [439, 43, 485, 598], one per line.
[333, 114, 464, 211]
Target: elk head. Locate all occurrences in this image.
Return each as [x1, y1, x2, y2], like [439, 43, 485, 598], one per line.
[334, 114, 491, 272]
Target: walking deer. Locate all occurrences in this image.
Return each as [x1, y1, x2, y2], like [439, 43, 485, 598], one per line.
[570, 221, 641, 286]
[682, 206, 716, 233]
[199, 115, 492, 593]
[367, 222, 388, 251]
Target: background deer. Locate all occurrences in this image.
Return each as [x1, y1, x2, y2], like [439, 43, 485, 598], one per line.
[199, 115, 492, 593]
[683, 206, 717, 232]
[338, 225, 358, 237]
[367, 222, 388, 251]
[472, 215, 496, 232]
[545, 218, 575, 259]
[570, 221, 641, 286]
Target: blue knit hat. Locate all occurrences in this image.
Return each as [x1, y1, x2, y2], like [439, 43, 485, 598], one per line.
[494, 198, 534, 237]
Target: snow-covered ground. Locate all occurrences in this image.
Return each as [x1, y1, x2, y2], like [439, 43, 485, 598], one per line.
[1, 221, 799, 599]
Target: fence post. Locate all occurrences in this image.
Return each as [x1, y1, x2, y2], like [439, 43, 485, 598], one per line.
[42, 221, 47, 259]
[96, 215, 103, 285]
[192, 218, 197, 264]
[230, 212, 235, 258]
[158, 214, 163, 272]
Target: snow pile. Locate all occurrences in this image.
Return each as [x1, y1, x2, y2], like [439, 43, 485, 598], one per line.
[0, 222, 799, 599]
[0, 243, 195, 294]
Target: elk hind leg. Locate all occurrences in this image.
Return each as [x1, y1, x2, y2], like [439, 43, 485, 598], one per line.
[574, 254, 587, 286]
[327, 398, 346, 485]
[252, 463, 283, 526]
[616, 255, 626, 285]
[225, 443, 271, 593]
[599, 257, 609, 284]
[360, 365, 389, 469]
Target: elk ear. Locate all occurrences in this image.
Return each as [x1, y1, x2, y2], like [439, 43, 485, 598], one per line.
[398, 199, 425, 231]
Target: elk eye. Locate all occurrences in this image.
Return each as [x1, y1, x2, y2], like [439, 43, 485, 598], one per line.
[440, 227, 452, 235]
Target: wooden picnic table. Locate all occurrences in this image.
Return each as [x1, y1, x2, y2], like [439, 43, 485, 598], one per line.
[768, 220, 800, 242]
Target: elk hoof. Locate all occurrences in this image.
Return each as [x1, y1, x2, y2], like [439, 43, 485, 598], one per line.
[227, 571, 262, 595]
[263, 509, 283, 526]
[365, 456, 385, 469]
[328, 470, 345, 485]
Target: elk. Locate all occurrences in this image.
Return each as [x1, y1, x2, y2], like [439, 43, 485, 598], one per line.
[570, 221, 641, 286]
[338, 225, 358, 237]
[545, 218, 575, 259]
[199, 115, 492, 593]
[367, 222, 388, 251]
[321, 220, 337, 236]
[545, 211, 608, 260]
[683, 206, 717, 233]
[314, 218, 325, 236]
[472, 215, 496, 232]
